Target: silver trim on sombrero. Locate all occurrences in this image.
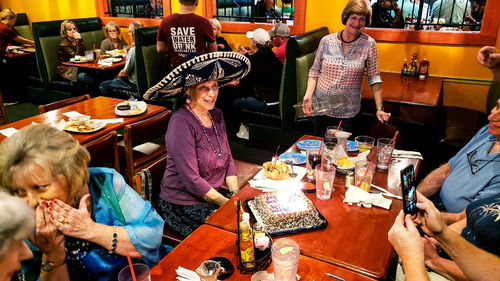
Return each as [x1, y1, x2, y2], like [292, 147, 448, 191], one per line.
[143, 51, 251, 100]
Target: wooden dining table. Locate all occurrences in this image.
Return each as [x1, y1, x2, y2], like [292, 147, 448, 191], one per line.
[151, 224, 377, 281]
[0, 96, 166, 144]
[205, 135, 420, 280]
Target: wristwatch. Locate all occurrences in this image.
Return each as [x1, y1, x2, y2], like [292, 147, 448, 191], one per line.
[376, 107, 384, 111]
[41, 260, 66, 272]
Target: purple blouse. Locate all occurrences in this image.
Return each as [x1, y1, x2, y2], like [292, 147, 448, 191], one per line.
[160, 107, 236, 205]
[309, 32, 382, 118]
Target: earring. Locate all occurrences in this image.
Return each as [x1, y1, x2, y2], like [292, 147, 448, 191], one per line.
[186, 96, 191, 104]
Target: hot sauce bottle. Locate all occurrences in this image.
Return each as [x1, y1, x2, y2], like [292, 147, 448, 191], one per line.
[239, 212, 255, 269]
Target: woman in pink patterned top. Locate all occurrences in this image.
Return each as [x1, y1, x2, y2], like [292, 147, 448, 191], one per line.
[302, 0, 391, 136]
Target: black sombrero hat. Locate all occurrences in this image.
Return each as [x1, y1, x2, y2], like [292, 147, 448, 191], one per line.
[143, 51, 251, 100]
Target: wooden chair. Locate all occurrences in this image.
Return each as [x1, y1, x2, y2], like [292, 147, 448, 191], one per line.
[131, 155, 184, 246]
[0, 90, 8, 125]
[38, 94, 90, 113]
[83, 131, 120, 172]
[122, 110, 172, 183]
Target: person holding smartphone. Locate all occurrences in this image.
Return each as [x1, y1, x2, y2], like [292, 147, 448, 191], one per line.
[417, 46, 500, 213]
[389, 193, 500, 281]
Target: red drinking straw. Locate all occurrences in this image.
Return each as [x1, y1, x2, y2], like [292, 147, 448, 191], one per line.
[336, 120, 342, 131]
[126, 253, 137, 281]
[318, 141, 324, 170]
[388, 131, 399, 165]
[357, 161, 373, 188]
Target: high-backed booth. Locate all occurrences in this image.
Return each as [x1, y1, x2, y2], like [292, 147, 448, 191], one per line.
[134, 26, 183, 110]
[30, 17, 104, 104]
[13, 13, 33, 40]
[243, 27, 329, 143]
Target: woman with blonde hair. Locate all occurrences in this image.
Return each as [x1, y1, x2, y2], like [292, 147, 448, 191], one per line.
[100, 21, 127, 52]
[209, 18, 231, 51]
[0, 192, 34, 281]
[57, 20, 94, 94]
[0, 9, 34, 58]
[302, 0, 391, 136]
[0, 124, 168, 281]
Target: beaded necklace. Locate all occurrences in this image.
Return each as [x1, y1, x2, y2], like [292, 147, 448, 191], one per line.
[186, 104, 224, 158]
[340, 30, 361, 44]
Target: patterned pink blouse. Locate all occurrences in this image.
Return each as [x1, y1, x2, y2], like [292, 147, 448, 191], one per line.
[309, 32, 382, 118]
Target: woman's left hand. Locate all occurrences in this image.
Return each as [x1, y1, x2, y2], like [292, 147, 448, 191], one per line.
[376, 110, 391, 123]
[49, 194, 96, 240]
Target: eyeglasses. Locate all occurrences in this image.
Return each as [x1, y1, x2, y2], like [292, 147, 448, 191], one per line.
[466, 147, 500, 174]
[108, 30, 118, 33]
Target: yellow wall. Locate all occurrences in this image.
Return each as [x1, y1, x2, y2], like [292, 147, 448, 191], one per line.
[2, 0, 498, 111]
[0, 0, 97, 23]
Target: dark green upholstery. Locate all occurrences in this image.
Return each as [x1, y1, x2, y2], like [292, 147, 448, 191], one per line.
[244, 26, 329, 142]
[134, 26, 183, 110]
[13, 13, 33, 40]
[30, 17, 103, 103]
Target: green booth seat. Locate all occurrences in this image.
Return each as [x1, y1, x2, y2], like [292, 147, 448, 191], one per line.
[134, 25, 184, 111]
[14, 13, 33, 40]
[241, 27, 329, 143]
[30, 17, 104, 104]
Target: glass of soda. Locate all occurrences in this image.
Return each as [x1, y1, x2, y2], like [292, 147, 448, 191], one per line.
[306, 147, 321, 181]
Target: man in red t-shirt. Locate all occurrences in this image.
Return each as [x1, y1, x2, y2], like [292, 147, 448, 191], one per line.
[268, 23, 289, 64]
[157, 0, 216, 67]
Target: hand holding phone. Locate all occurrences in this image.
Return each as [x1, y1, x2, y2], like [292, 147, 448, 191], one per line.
[400, 164, 417, 216]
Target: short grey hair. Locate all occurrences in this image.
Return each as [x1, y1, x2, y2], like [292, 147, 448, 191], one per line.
[0, 192, 34, 257]
[128, 20, 144, 36]
[0, 124, 90, 202]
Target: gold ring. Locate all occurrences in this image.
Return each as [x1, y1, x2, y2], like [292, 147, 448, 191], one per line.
[58, 218, 67, 224]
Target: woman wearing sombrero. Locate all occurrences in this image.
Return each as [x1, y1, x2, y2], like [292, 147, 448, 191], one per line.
[144, 52, 250, 237]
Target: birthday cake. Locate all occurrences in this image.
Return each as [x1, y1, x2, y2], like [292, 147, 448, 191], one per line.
[248, 191, 324, 233]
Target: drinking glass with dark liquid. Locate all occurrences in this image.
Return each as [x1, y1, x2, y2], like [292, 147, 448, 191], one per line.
[306, 148, 321, 181]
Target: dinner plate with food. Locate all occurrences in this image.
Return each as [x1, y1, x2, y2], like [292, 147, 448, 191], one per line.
[114, 100, 147, 116]
[69, 56, 89, 63]
[105, 49, 125, 57]
[64, 119, 105, 133]
[254, 160, 307, 181]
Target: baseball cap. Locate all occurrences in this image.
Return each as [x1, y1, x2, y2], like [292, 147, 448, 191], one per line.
[268, 23, 290, 37]
[246, 28, 270, 45]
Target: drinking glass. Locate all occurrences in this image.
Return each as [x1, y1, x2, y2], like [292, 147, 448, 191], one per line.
[355, 160, 375, 192]
[271, 238, 300, 281]
[376, 138, 393, 170]
[387, 159, 406, 194]
[118, 263, 150, 281]
[306, 147, 321, 181]
[84, 50, 94, 61]
[335, 131, 352, 154]
[315, 164, 336, 200]
[324, 126, 342, 144]
[355, 136, 375, 153]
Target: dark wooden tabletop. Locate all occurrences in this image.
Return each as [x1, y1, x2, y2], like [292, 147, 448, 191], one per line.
[206, 135, 419, 280]
[0, 96, 166, 144]
[151, 224, 376, 281]
[362, 72, 443, 107]
[62, 59, 126, 70]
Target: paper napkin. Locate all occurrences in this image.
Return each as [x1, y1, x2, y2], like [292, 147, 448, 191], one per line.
[343, 185, 392, 209]
[175, 266, 200, 281]
[0, 127, 18, 137]
[62, 111, 89, 119]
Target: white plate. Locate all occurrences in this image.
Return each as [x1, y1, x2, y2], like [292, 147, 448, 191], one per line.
[101, 57, 122, 63]
[69, 58, 89, 63]
[114, 101, 147, 116]
[64, 120, 105, 133]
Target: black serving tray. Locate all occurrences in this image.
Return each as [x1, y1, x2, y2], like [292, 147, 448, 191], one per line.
[244, 197, 328, 236]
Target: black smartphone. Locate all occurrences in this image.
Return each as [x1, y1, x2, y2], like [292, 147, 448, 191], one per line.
[400, 164, 417, 216]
